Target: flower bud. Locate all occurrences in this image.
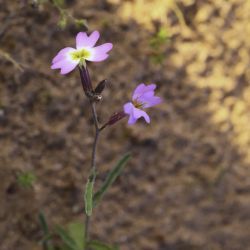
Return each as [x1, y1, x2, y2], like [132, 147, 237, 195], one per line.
[107, 111, 126, 126]
[100, 111, 126, 131]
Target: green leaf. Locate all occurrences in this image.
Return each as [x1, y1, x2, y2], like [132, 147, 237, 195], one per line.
[39, 212, 54, 250]
[84, 174, 95, 216]
[158, 27, 169, 40]
[93, 153, 131, 206]
[55, 226, 79, 250]
[67, 222, 85, 250]
[17, 171, 36, 188]
[87, 240, 115, 250]
[40, 233, 53, 243]
[149, 27, 170, 49]
[39, 211, 49, 235]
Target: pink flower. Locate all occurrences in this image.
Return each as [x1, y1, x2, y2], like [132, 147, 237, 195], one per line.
[123, 83, 162, 125]
[51, 31, 113, 75]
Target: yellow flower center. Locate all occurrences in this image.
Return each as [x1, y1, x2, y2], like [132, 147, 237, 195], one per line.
[71, 49, 91, 61]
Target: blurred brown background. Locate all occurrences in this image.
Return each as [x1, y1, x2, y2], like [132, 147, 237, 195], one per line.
[0, 0, 250, 249]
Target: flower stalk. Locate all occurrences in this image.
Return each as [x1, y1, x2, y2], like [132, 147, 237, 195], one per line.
[51, 30, 162, 249]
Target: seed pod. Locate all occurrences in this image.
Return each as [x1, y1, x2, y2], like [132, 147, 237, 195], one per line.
[94, 79, 107, 94]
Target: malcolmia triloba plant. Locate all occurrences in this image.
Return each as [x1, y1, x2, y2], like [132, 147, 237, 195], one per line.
[50, 30, 162, 249]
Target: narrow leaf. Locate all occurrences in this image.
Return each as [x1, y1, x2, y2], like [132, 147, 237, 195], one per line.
[39, 211, 49, 235]
[87, 240, 114, 250]
[55, 226, 79, 250]
[39, 212, 54, 250]
[84, 175, 95, 216]
[40, 233, 53, 243]
[93, 153, 131, 206]
[67, 222, 85, 250]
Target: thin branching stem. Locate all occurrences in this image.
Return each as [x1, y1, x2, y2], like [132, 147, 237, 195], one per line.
[90, 101, 100, 174]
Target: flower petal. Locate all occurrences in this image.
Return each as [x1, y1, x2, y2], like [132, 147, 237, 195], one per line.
[86, 31, 100, 47]
[124, 102, 134, 115]
[87, 43, 113, 62]
[60, 61, 79, 75]
[52, 47, 76, 64]
[138, 94, 162, 108]
[123, 102, 150, 125]
[123, 102, 137, 125]
[133, 108, 150, 123]
[128, 115, 137, 125]
[76, 32, 88, 49]
[133, 83, 156, 100]
[51, 58, 79, 75]
[76, 31, 100, 49]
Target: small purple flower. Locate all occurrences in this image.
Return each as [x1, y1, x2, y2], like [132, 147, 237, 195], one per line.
[123, 83, 162, 125]
[51, 31, 113, 75]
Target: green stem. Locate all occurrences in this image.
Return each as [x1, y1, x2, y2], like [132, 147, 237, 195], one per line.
[84, 101, 101, 249]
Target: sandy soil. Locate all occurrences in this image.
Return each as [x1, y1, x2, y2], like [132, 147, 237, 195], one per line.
[0, 0, 250, 249]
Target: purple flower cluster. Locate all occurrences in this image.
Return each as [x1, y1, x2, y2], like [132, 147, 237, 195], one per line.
[51, 31, 162, 125]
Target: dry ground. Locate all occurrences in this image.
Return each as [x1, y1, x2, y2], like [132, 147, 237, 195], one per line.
[0, 0, 250, 249]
